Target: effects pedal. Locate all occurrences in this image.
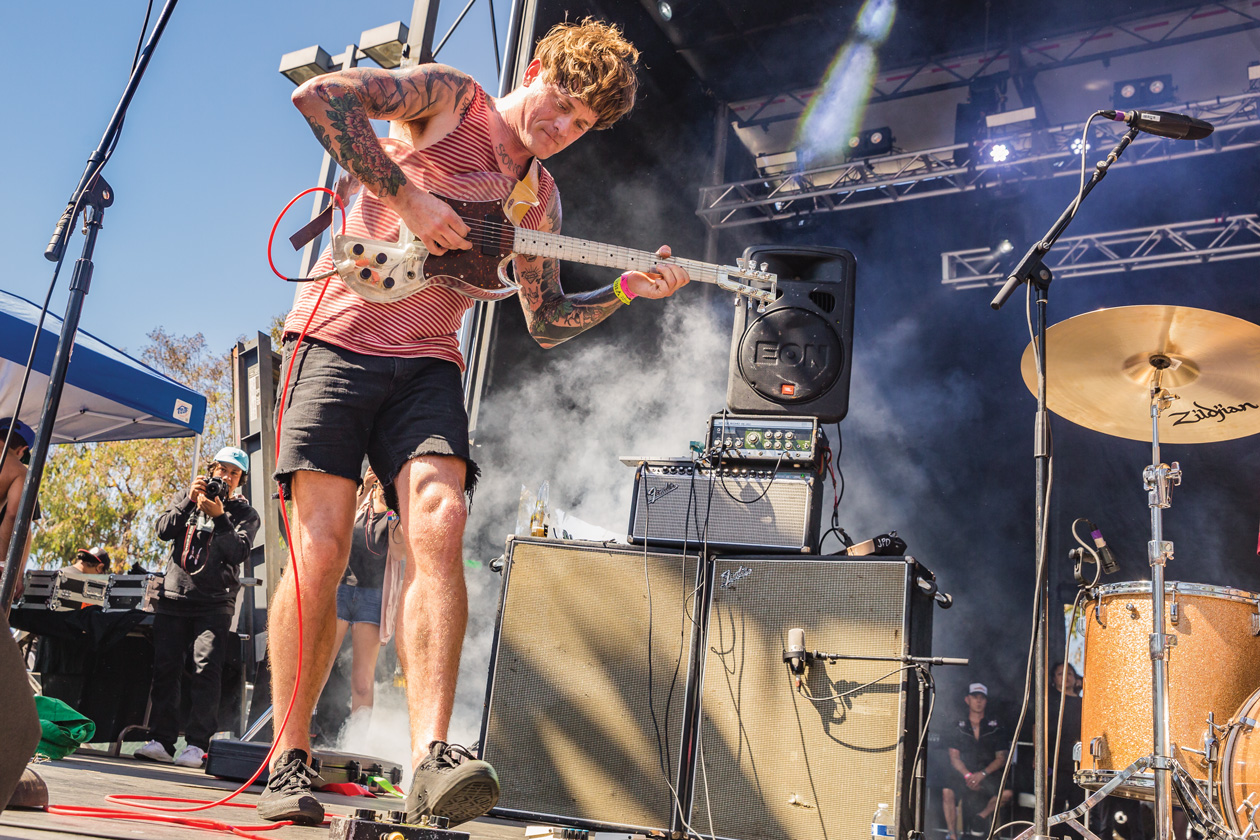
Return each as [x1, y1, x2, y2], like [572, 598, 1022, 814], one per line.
[329, 810, 469, 840]
[707, 414, 820, 464]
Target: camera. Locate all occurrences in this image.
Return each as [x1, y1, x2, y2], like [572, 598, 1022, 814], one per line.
[203, 476, 228, 502]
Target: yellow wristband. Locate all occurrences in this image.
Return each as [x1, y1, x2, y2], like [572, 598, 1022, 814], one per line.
[613, 274, 635, 305]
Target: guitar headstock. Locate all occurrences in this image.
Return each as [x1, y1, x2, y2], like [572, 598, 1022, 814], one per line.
[718, 259, 778, 307]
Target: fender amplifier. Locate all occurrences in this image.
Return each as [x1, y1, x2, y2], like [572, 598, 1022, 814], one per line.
[627, 458, 822, 553]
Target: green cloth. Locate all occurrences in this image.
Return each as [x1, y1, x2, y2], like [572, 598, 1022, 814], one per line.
[33, 695, 95, 760]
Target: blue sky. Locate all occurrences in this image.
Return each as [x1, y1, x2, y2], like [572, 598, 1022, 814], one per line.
[5, 1, 509, 359]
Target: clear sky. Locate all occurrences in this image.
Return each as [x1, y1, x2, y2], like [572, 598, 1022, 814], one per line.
[5, 0, 510, 360]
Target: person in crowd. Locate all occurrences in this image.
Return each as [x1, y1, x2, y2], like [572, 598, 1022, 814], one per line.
[70, 546, 111, 575]
[944, 683, 1013, 839]
[261, 17, 689, 827]
[135, 447, 259, 768]
[320, 468, 395, 721]
[0, 418, 36, 598]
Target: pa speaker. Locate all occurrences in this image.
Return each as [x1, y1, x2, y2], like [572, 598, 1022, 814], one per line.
[690, 556, 933, 840]
[480, 536, 702, 834]
[726, 245, 856, 423]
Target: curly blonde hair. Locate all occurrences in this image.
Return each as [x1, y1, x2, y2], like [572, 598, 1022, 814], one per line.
[533, 18, 640, 130]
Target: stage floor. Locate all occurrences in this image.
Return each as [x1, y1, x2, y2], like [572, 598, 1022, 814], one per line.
[0, 751, 532, 840]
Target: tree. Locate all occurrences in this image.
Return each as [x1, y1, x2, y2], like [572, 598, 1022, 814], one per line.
[30, 329, 234, 571]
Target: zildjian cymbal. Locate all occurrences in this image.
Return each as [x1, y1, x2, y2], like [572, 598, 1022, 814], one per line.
[1020, 305, 1260, 443]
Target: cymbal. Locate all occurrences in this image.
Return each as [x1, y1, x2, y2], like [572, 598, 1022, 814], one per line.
[1020, 305, 1260, 443]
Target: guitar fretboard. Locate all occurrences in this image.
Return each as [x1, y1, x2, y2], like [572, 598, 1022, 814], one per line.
[512, 228, 729, 288]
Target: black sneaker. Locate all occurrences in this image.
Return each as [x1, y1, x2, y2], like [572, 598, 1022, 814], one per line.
[257, 748, 324, 826]
[406, 741, 500, 827]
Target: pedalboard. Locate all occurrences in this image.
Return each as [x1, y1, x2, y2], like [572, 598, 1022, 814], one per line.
[330, 810, 467, 840]
[707, 414, 820, 464]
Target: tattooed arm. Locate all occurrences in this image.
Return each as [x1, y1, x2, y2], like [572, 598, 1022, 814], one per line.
[516, 191, 690, 349]
[291, 64, 475, 254]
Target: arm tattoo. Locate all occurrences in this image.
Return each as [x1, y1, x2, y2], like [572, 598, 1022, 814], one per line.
[322, 94, 407, 196]
[301, 67, 472, 198]
[523, 258, 623, 347]
[514, 190, 622, 348]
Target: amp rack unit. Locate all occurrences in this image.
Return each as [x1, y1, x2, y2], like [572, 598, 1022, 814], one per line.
[707, 414, 820, 464]
[627, 458, 822, 553]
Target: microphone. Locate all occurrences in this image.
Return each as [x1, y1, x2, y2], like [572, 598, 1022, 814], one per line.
[1090, 525, 1121, 575]
[786, 628, 808, 674]
[1100, 109, 1213, 141]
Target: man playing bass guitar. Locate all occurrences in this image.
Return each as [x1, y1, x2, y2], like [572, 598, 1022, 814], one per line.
[262, 18, 689, 827]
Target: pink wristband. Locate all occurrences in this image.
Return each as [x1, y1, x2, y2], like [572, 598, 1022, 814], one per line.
[618, 272, 638, 301]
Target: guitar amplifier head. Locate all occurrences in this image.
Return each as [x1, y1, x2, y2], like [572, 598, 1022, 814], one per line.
[627, 459, 822, 553]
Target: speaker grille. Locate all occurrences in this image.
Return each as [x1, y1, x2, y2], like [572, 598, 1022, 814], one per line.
[482, 537, 699, 832]
[692, 558, 918, 840]
[628, 464, 818, 552]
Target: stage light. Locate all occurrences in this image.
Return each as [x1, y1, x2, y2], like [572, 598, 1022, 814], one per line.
[845, 126, 894, 159]
[1070, 137, 1091, 155]
[279, 45, 333, 86]
[658, 1, 674, 20]
[989, 143, 1010, 163]
[1113, 74, 1174, 108]
[359, 21, 409, 69]
[997, 239, 1013, 254]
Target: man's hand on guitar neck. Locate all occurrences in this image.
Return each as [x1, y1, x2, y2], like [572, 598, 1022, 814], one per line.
[621, 245, 690, 299]
[386, 187, 472, 256]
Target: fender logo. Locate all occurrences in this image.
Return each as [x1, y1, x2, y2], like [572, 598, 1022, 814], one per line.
[646, 482, 679, 504]
[1169, 401, 1259, 426]
[721, 566, 753, 588]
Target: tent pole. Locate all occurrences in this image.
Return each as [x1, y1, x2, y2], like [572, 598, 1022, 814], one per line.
[191, 434, 202, 486]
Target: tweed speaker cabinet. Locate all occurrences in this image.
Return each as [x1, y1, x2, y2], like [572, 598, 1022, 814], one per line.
[627, 459, 823, 553]
[480, 536, 703, 834]
[690, 556, 933, 840]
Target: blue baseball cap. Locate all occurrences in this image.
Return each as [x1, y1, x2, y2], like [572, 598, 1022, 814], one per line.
[213, 446, 249, 473]
[0, 418, 34, 449]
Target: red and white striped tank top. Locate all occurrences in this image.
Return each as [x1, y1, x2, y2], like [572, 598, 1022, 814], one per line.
[283, 82, 556, 368]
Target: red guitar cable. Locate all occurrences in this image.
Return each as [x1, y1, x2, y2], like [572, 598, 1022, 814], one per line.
[40, 189, 347, 836]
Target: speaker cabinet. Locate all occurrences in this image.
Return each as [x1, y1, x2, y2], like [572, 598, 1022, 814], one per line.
[480, 536, 702, 834]
[690, 556, 932, 840]
[627, 459, 823, 553]
[726, 246, 856, 423]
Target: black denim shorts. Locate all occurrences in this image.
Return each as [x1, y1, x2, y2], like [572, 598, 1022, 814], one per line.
[274, 336, 479, 509]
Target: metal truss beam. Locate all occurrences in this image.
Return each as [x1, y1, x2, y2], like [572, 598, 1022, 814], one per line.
[941, 214, 1260, 289]
[698, 92, 1260, 229]
[726, 0, 1260, 128]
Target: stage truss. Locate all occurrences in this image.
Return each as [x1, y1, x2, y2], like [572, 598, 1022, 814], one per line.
[699, 91, 1260, 229]
[940, 213, 1260, 289]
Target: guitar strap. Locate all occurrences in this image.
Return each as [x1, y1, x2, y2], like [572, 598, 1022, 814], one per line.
[503, 158, 541, 225]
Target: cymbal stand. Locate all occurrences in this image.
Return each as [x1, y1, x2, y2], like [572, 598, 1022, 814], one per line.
[1146, 361, 1182, 840]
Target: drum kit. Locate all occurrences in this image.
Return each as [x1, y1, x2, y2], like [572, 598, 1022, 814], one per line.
[1011, 305, 1260, 840]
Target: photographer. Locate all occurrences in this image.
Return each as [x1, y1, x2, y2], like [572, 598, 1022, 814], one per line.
[135, 447, 259, 767]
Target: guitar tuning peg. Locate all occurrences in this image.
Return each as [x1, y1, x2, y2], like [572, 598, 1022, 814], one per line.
[759, 262, 768, 272]
[736, 258, 747, 270]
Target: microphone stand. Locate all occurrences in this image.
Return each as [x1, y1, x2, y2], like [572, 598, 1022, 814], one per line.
[0, 0, 180, 618]
[989, 124, 1141, 840]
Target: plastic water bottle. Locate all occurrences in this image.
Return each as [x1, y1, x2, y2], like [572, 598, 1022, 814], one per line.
[871, 803, 893, 840]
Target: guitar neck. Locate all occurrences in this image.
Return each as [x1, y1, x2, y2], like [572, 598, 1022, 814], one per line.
[512, 228, 726, 286]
